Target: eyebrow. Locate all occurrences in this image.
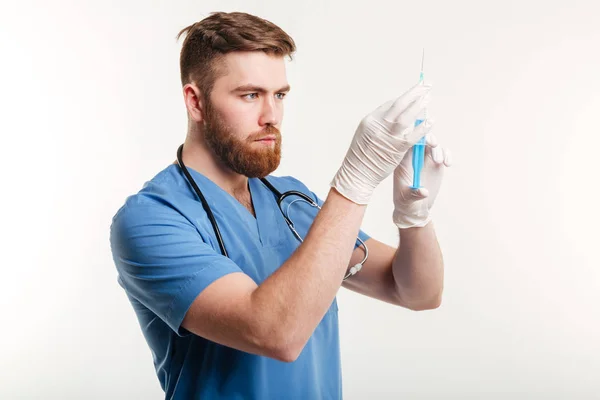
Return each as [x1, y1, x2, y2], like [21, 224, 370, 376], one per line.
[232, 84, 291, 93]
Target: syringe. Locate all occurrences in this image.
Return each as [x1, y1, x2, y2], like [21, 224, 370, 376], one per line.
[411, 48, 427, 189]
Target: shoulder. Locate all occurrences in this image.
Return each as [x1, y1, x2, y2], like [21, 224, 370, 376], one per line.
[110, 165, 193, 235]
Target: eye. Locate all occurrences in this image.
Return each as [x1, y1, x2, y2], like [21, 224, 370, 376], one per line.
[242, 93, 258, 100]
[276, 93, 287, 100]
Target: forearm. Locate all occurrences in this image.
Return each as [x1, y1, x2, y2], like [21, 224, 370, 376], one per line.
[250, 188, 366, 356]
[392, 221, 444, 310]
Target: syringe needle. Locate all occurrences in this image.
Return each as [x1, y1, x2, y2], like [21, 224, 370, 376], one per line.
[419, 48, 425, 82]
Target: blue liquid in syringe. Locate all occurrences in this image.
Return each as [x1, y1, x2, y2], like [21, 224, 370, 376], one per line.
[411, 121, 426, 188]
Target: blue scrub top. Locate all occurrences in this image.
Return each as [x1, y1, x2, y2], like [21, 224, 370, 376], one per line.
[110, 164, 370, 399]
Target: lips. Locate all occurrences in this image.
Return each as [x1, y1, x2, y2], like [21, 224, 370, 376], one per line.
[255, 135, 277, 141]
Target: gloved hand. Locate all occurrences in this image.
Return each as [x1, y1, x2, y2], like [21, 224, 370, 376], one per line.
[392, 132, 452, 228]
[330, 83, 434, 205]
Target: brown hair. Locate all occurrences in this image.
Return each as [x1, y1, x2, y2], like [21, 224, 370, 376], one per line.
[176, 12, 296, 102]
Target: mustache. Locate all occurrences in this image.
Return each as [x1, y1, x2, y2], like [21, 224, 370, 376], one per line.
[247, 125, 281, 141]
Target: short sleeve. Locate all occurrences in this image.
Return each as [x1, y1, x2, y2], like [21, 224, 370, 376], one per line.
[109, 204, 243, 336]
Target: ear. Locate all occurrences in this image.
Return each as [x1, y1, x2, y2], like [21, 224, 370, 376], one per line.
[183, 83, 205, 123]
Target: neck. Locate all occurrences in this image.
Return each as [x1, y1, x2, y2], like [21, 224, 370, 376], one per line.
[178, 132, 249, 196]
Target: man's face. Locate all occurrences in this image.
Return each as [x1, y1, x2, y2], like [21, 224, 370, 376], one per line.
[202, 51, 290, 178]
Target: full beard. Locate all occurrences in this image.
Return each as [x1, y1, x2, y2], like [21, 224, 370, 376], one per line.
[203, 102, 282, 178]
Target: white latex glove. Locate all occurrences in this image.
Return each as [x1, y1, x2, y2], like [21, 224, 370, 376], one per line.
[330, 83, 434, 205]
[392, 132, 452, 228]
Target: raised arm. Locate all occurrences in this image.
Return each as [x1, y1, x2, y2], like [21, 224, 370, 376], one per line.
[176, 83, 432, 361]
[182, 188, 364, 362]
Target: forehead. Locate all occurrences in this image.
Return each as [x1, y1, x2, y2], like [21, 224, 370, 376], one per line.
[215, 51, 288, 90]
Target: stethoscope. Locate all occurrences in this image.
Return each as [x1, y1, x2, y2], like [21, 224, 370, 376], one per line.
[176, 144, 367, 280]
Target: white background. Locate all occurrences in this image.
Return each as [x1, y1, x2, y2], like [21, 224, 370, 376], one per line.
[1, 0, 599, 398]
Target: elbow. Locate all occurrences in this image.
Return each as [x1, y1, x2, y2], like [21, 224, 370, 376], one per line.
[409, 296, 442, 311]
[271, 331, 307, 362]
[401, 291, 443, 311]
[272, 345, 302, 363]
[248, 295, 307, 363]
[265, 339, 303, 363]
[258, 325, 306, 363]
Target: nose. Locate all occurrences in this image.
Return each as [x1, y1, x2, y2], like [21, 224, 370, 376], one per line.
[258, 96, 280, 127]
